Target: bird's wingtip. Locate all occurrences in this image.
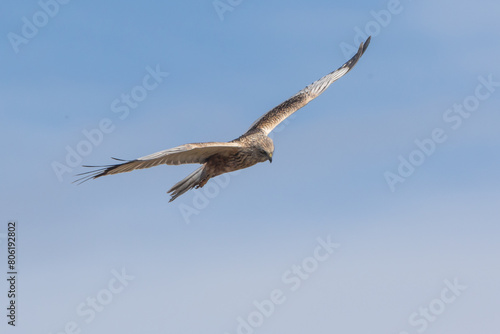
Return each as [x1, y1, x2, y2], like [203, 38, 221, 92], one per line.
[364, 36, 371, 49]
[360, 36, 371, 54]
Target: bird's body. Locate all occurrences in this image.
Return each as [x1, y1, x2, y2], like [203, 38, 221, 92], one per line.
[165, 130, 274, 200]
[76, 37, 371, 201]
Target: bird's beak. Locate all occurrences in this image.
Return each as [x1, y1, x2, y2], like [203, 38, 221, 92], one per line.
[268, 153, 273, 163]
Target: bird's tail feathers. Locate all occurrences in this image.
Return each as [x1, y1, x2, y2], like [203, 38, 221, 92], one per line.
[167, 165, 208, 202]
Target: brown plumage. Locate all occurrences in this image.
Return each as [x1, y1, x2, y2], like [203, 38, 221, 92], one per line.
[75, 37, 370, 201]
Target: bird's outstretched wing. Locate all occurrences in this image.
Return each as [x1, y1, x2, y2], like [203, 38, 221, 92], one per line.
[74, 142, 242, 184]
[246, 36, 370, 136]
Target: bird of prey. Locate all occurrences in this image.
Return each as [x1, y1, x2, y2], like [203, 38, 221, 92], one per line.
[76, 37, 370, 202]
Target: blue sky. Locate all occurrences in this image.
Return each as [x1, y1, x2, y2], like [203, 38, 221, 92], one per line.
[1, 0, 499, 333]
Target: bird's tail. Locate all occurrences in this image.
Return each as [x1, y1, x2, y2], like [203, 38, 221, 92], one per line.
[167, 165, 208, 202]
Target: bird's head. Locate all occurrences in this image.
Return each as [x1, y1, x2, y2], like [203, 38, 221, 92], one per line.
[257, 136, 274, 163]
